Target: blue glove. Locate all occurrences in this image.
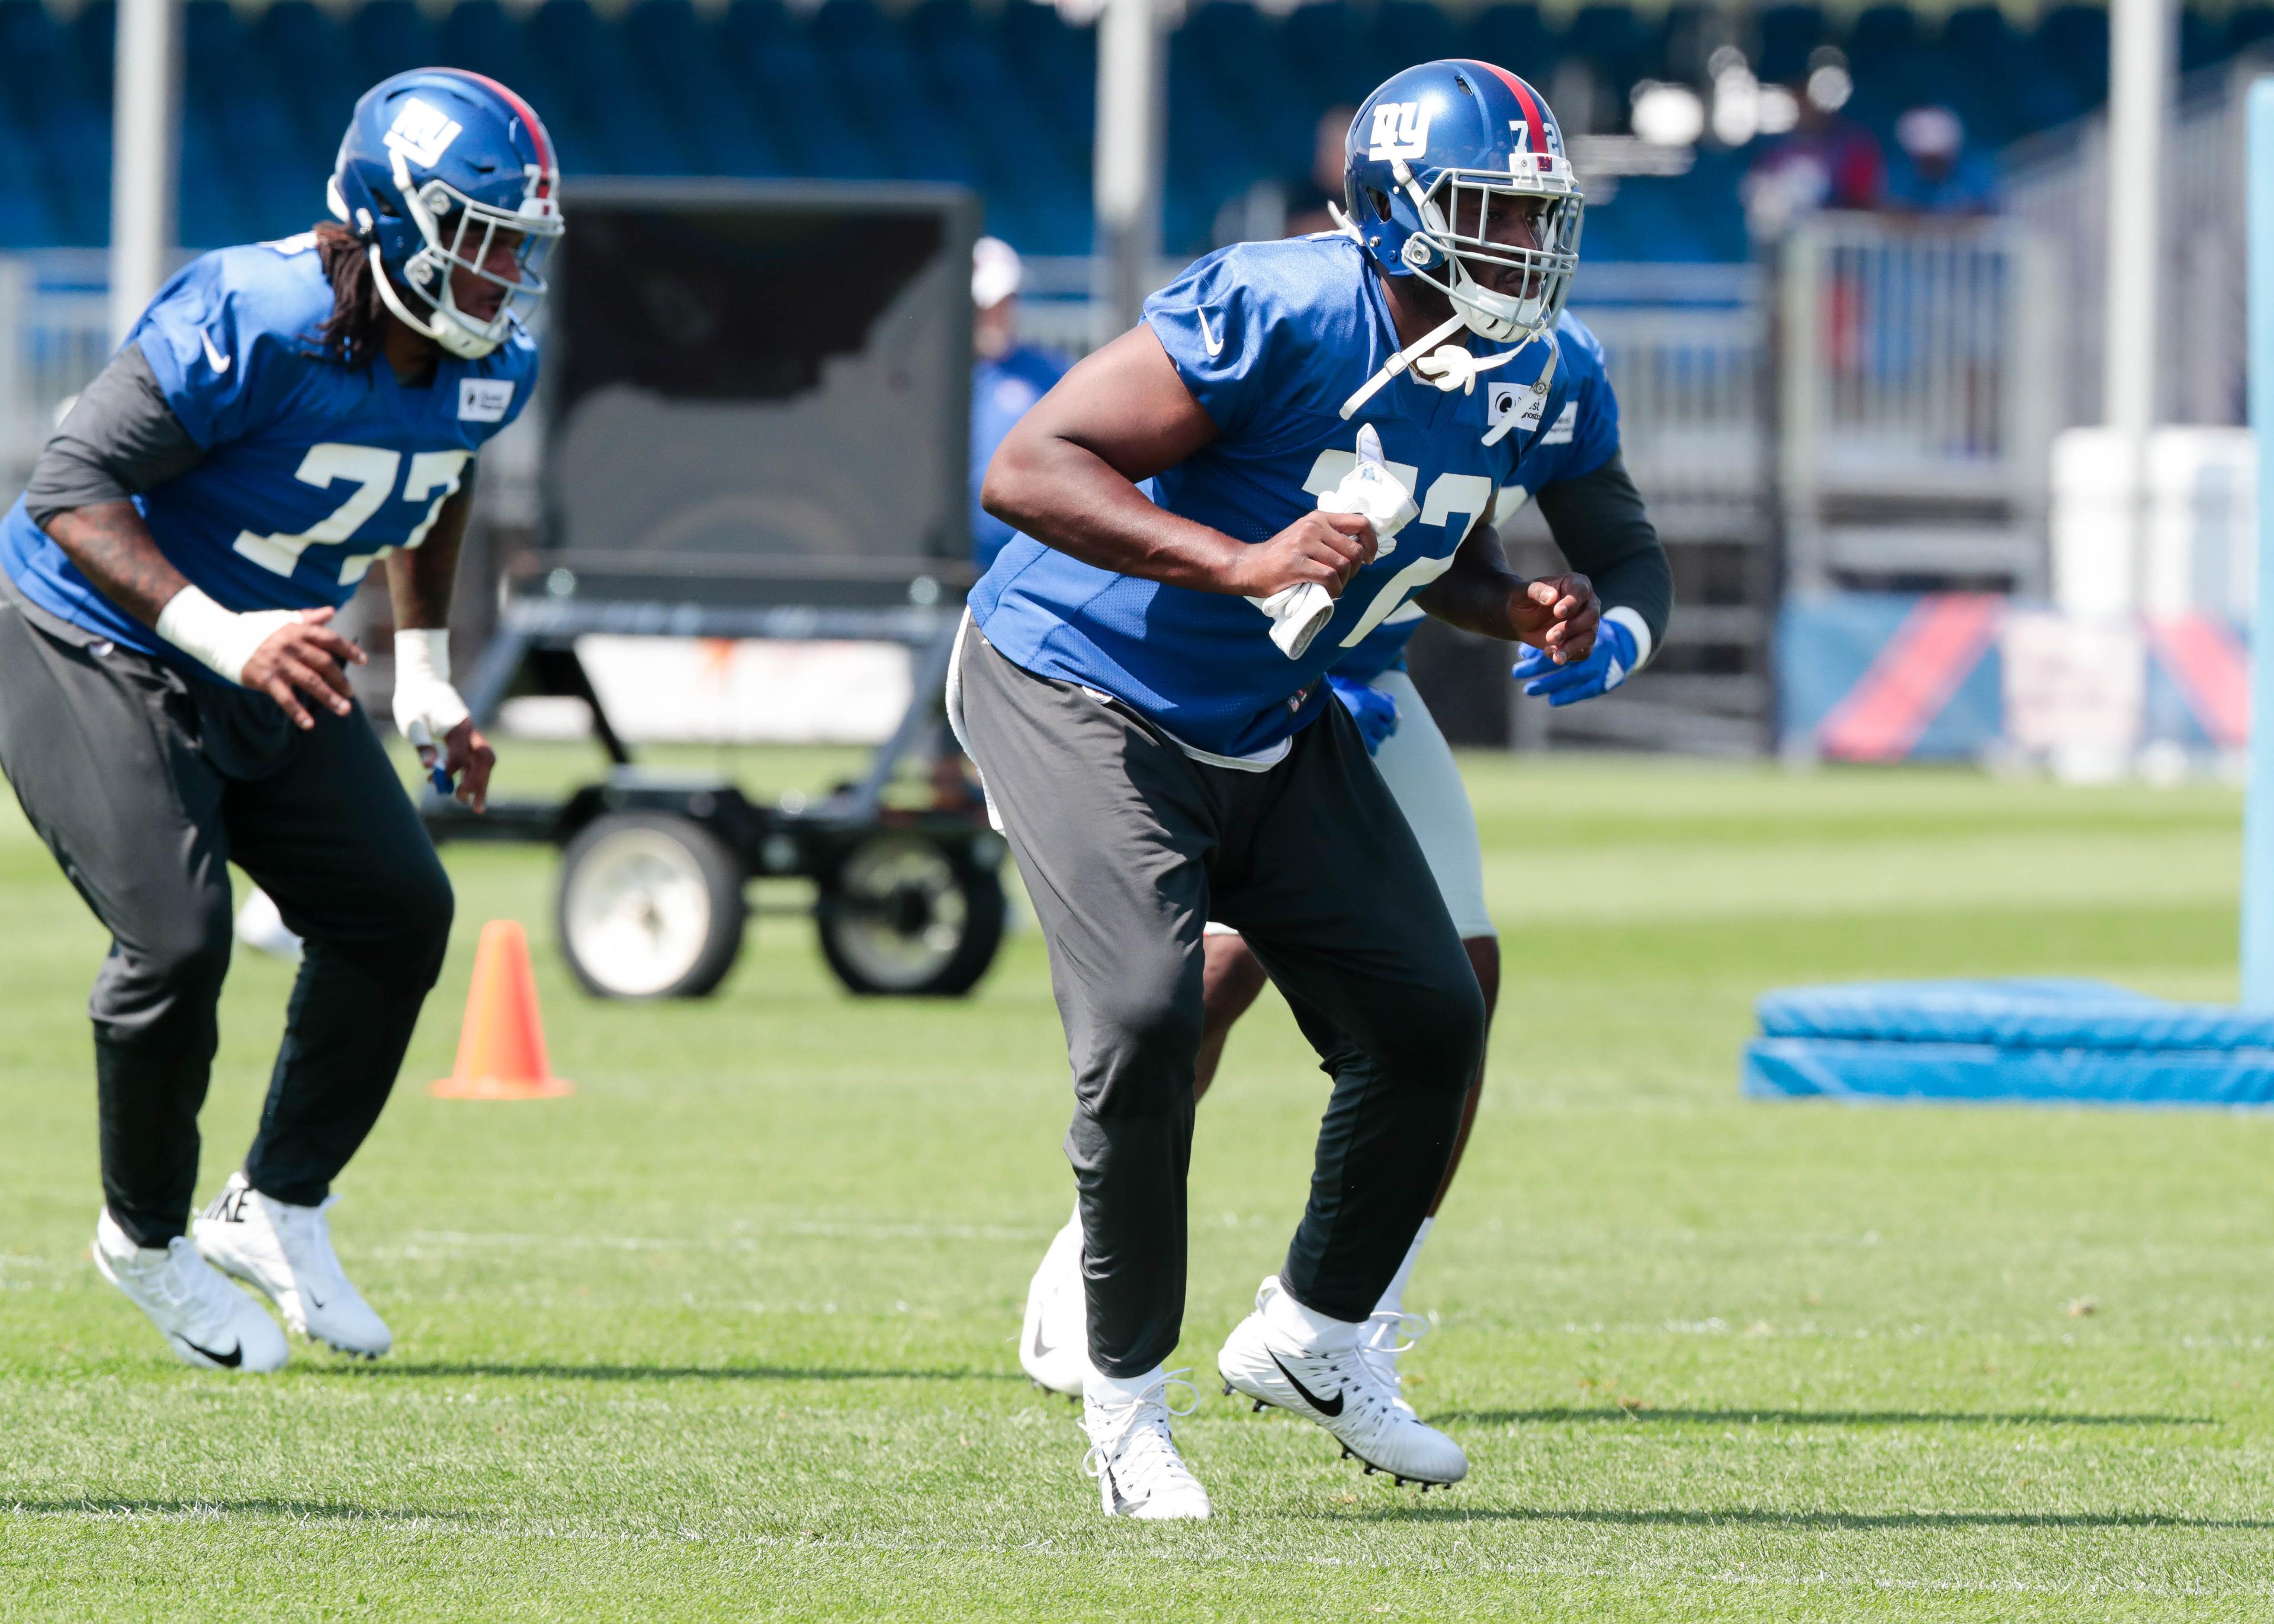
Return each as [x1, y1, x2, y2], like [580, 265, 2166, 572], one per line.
[1328, 674, 1400, 755]
[1513, 615, 1637, 708]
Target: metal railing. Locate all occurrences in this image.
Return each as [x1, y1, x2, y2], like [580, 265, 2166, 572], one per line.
[1777, 214, 2057, 593]
[0, 252, 114, 502]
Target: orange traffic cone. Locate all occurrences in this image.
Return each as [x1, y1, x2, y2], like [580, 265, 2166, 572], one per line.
[430, 921, 574, 1099]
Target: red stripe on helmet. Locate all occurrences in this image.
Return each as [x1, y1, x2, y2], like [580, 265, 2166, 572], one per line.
[439, 68, 557, 184]
[1462, 59, 1547, 157]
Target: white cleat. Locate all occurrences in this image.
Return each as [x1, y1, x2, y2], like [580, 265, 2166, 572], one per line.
[1256, 1274, 1428, 1419]
[1082, 1368, 1213, 1520]
[193, 1172, 391, 1359]
[1218, 1276, 1467, 1488]
[233, 887, 304, 963]
[92, 1207, 288, 1373]
[1359, 1308, 1430, 1420]
[1019, 1210, 1088, 1398]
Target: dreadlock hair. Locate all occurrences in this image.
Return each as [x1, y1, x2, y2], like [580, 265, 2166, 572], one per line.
[313, 219, 393, 368]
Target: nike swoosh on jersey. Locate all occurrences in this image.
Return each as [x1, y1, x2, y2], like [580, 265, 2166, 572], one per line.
[200, 329, 232, 374]
[179, 1337, 244, 1369]
[1196, 310, 1225, 358]
[1268, 1351, 1344, 1416]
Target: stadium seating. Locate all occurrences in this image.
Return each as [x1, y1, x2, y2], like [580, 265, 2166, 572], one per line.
[0, 0, 2269, 261]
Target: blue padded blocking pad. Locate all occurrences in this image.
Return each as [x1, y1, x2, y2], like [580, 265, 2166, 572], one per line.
[1745, 978, 2274, 1107]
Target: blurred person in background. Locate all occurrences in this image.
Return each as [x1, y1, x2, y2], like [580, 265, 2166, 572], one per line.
[1742, 56, 1885, 239]
[969, 237, 1070, 577]
[1886, 105, 2001, 216]
[0, 70, 559, 1374]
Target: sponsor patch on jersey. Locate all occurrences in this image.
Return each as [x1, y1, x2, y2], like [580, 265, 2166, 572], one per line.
[458, 378, 514, 423]
[1368, 102, 1431, 160]
[385, 98, 463, 168]
[1489, 380, 1549, 436]
[1541, 400, 1578, 445]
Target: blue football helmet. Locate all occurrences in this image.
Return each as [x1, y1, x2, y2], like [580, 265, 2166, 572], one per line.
[328, 69, 564, 359]
[1342, 60, 1584, 346]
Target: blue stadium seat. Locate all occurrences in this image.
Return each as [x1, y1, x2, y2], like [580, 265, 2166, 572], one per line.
[252, 3, 362, 157]
[720, 0, 893, 178]
[0, 125, 58, 247]
[1562, 4, 1656, 99]
[346, 0, 442, 84]
[1755, 4, 1828, 85]
[618, 0, 784, 177]
[1466, 7, 1561, 88]
[529, 0, 689, 175]
[811, 0, 984, 185]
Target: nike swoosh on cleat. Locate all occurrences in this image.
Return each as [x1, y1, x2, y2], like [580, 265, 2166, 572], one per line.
[181, 1338, 243, 1369]
[1030, 1320, 1052, 1359]
[1268, 1352, 1343, 1416]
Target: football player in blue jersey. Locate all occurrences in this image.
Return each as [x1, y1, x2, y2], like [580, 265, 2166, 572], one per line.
[1017, 305, 1672, 1416]
[0, 70, 562, 1373]
[969, 237, 1072, 577]
[956, 61, 1601, 1517]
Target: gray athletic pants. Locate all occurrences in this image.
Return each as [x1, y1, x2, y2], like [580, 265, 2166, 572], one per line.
[958, 627, 1485, 1377]
[0, 580, 454, 1247]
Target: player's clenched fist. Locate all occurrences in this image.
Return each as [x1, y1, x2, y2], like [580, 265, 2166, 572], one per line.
[1220, 511, 1379, 600]
[1509, 571, 1601, 665]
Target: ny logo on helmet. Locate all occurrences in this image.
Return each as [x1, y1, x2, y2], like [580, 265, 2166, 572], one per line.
[1368, 102, 1431, 160]
[384, 98, 462, 168]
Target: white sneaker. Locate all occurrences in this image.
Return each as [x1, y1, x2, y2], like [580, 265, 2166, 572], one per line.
[1359, 1308, 1429, 1420]
[1255, 1274, 1430, 1419]
[1019, 1210, 1088, 1398]
[1218, 1276, 1467, 1488]
[193, 1173, 391, 1358]
[1083, 1368, 1213, 1520]
[233, 888, 304, 963]
[92, 1208, 288, 1372]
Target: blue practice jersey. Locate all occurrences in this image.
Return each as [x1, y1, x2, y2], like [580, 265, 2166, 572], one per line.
[1334, 310, 1619, 683]
[971, 342, 1071, 576]
[970, 234, 1570, 760]
[0, 233, 537, 670]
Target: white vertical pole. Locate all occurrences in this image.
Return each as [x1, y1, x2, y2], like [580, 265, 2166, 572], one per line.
[2240, 80, 2274, 1006]
[2103, 0, 2170, 602]
[110, 0, 183, 347]
[1092, 0, 1164, 347]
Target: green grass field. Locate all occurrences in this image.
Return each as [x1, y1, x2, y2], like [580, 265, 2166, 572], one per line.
[2, 746, 2270, 1620]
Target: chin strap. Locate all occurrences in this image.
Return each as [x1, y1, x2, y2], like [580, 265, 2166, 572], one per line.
[1338, 309, 1469, 421]
[365, 246, 502, 361]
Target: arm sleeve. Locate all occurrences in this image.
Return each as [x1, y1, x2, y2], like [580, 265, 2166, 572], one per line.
[1533, 452, 1673, 655]
[24, 346, 207, 528]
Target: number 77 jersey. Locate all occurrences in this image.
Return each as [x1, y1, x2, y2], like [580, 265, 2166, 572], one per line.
[0, 233, 536, 674]
[969, 233, 1569, 763]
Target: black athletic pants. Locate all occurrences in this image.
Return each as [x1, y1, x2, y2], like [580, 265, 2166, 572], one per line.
[958, 627, 1485, 1378]
[0, 583, 454, 1247]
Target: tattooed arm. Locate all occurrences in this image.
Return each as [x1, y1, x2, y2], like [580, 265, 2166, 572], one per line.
[41, 499, 194, 627]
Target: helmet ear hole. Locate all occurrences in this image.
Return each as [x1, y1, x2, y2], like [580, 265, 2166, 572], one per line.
[1367, 187, 1392, 223]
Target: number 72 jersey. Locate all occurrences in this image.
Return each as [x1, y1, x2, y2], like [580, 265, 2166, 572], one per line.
[969, 233, 1569, 762]
[0, 233, 535, 673]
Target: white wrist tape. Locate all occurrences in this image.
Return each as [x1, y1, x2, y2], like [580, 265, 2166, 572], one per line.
[153, 586, 301, 687]
[391, 628, 470, 750]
